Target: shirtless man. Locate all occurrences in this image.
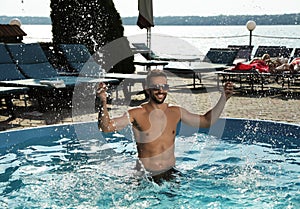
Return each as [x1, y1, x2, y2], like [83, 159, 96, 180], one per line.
[97, 69, 233, 183]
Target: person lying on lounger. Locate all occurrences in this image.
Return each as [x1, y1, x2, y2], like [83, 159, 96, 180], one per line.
[232, 54, 294, 73]
[251, 54, 293, 73]
[97, 69, 233, 184]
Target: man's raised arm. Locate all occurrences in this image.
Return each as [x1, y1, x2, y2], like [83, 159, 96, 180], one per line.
[200, 82, 233, 127]
[97, 83, 131, 132]
[180, 82, 233, 128]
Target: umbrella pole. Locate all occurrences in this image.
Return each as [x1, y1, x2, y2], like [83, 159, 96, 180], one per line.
[147, 27, 151, 60]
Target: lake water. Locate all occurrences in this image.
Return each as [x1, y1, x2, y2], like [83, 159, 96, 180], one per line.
[21, 25, 300, 59]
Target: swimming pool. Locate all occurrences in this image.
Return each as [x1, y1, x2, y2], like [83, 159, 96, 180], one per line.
[0, 118, 299, 208]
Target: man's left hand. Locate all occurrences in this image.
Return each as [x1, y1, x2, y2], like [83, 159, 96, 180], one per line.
[224, 82, 234, 100]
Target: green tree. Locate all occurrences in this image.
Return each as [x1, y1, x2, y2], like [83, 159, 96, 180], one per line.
[50, 0, 134, 73]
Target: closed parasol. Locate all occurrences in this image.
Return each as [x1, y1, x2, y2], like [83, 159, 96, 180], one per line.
[137, 0, 154, 60]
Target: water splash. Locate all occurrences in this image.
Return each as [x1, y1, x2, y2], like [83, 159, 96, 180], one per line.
[91, 35, 106, 79]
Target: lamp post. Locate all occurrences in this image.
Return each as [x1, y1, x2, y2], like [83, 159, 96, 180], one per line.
[246, 20, 256, 60]
[9, 18, 22, 27]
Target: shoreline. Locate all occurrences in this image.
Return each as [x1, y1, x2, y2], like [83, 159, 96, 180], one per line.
[2, 13, 300, 25]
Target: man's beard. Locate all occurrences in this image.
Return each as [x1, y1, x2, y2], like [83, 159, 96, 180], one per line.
[149, 91, 167, 104]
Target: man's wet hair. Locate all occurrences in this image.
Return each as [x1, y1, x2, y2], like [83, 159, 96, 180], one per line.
[146, 69, 167, 85]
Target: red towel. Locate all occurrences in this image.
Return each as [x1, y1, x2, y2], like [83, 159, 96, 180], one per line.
[232, 60, 270, 73]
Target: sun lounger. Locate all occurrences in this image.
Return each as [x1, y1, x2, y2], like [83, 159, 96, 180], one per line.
[291, 48, 300, 61]
[0, 86, 28, 97]
[281, 50, 300, 89]
[1, 43, 73, 109]
[0, 43, 27, 81]
[164, 61, 227, 88]
[216, 65, 286, 93]
[131, 43, 158, 60]
[251, 46, 297, 90]
[4, 43, 78, 96]
[217, 46, 296, 92]
[6, 43, 61, 79]
[203, 48, 239, 66]
[3, 43, 119, 109]
[59, 43, 143, 76]
[253, 46, 293, 59]
[0, 43, 29, 116]
[162, 48, 236, 88]
[58, 44, 107, 77]
[0, 86, 29, 118]
[7, 43, 116, 82]
[58, 44, 151, 99]
[215, 70, 274, 92]
[228, 45, 254, 62]
[131, 42, 200, 62]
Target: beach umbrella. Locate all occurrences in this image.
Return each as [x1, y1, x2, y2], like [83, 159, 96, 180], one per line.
[137, 0, 154, 59]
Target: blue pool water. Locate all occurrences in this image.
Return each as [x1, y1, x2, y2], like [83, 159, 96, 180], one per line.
[0, 119, 299, 208]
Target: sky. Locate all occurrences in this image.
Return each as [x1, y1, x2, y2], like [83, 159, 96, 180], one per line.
[0, 0, 299, 17]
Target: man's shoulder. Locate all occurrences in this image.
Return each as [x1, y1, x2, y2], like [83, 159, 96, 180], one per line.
[167, 103, 179, 107]
[167, 103, 181, 109]
[128, 105, 145, 113]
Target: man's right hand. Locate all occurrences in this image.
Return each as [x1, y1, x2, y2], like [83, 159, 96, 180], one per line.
[223, 82, 234, 100]
[96, 82, 108, 104]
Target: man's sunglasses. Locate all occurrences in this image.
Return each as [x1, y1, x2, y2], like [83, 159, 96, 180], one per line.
[148, 84, 170, 91]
